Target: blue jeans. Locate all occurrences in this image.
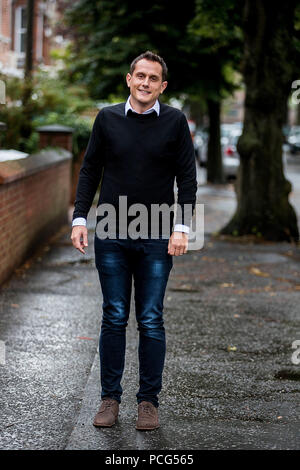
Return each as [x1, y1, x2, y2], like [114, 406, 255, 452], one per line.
[94, 235, 173, 408]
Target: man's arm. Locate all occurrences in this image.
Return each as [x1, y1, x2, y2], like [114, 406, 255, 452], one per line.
[168, 113, 197, 256]
[71, 111, 105, 254]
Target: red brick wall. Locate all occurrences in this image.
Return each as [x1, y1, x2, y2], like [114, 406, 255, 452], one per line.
[0, 160, 71, 285]
[0, 0, 11, 66]
[1, 0, 10, 37]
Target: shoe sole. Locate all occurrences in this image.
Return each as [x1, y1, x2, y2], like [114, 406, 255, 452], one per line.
[135, 424, 160, 431]
[93, 417, 118, 427]
[93, 423, 116, 427]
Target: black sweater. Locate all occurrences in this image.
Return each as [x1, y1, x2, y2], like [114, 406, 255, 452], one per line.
[72, 102, 197, 237]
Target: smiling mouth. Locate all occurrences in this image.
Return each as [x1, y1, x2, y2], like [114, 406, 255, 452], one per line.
[138, 90, 151, 94]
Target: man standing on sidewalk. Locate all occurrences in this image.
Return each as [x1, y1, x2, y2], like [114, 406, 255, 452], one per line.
[71, 51, 197, 430]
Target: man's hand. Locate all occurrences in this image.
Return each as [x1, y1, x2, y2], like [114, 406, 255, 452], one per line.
[71, 225, 88, 254]
[168, 232, 188, 256]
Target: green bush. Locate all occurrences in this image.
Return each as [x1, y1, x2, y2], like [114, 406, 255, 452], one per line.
[0, 69, 95, 155]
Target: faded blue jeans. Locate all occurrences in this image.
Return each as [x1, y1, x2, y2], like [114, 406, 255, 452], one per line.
[94, 235, 173, 408]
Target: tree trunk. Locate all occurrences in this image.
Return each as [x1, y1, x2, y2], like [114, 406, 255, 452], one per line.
[296, 104, 300, 126]
[20, 0, 35, 149]
[188, 98, 205, 128]
[206, 98, 224, 183]
[24, 0, 34, 81]
[220, 0, 299, 242]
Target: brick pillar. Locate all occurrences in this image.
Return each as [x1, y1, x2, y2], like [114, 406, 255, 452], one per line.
[36, 124, 74, 152]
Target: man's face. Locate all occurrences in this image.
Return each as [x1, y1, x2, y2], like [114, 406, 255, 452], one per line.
[126, 59, 167, 110]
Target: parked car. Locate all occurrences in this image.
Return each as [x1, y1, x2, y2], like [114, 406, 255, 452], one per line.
[287, 126, 300, 154]
[194, 129, 208, 167]
[194, 123, 243, 180]
[222, 128, 241, 157]
[221, 125, 242, 180]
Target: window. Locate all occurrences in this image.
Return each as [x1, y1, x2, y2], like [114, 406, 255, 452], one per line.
[15, 6, 27, 54]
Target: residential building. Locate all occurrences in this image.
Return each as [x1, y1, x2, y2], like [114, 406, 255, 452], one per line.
[0, 0, 57, 77]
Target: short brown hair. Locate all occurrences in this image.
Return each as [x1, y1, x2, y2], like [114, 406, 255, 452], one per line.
[130, 51, 168, 82]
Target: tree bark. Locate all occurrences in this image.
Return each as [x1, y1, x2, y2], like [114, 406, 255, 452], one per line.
[20, 0, 35, 149]
[24, 0, 34, 81]
[206, 98, 224, 183]
[220, 0, 299, 241]
[296, 104, 300, 126]
[188, 98, 205, 128]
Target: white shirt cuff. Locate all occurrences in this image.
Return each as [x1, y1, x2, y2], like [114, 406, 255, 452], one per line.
[174, 224, 190, 234]
[72, 219, 189, 232]
[72, 217, 87, 227]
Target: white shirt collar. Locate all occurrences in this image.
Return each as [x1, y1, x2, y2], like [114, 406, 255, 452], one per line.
[125, 96, 160, 116]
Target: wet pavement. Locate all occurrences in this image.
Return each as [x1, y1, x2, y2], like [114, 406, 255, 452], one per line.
[0, 160, 299, 450]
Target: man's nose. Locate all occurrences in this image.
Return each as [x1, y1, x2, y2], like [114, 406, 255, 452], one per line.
[142, 77, 150, 87]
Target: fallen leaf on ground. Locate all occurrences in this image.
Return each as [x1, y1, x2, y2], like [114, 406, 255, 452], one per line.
[250, 267, 270, 277]
[264, 286, 272, 291]
[180, 284, 193, 290]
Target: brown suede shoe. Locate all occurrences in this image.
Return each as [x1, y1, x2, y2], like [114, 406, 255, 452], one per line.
[136, 401, 159, 430]
[93, 398, 119, 427]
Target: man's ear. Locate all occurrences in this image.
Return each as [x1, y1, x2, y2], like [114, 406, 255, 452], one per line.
[160, 81, 168, 94]
[126, 73, 131, 88]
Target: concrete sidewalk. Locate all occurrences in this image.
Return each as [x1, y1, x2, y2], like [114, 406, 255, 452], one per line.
[0, 176, 299, 450]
